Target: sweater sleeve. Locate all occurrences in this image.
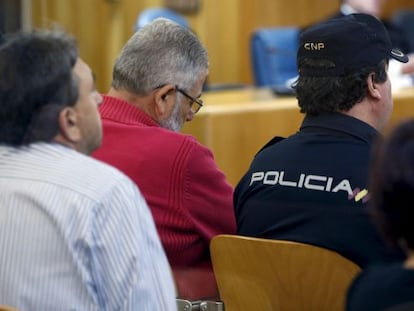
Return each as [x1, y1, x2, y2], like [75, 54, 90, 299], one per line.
[182, 140, 237, 243]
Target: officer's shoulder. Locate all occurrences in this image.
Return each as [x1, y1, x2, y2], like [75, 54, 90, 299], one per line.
[256, 136, 285, 155]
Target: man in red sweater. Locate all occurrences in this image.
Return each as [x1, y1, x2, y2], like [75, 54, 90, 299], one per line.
[92, 18, 236, 299]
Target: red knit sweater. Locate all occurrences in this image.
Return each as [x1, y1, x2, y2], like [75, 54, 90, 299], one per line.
[93, 95, 236, 299]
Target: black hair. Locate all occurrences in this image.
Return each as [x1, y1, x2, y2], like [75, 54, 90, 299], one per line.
[292, 58, 388, 115]
[0, 29, 79, 145]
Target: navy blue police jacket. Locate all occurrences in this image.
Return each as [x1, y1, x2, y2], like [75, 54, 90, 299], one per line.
[234, 112, 404, 267]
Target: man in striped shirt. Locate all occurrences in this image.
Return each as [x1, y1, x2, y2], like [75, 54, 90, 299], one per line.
[0, 30, 176, 310]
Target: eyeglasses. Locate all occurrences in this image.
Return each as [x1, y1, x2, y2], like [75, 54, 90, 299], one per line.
[175, 85, 204, 114]
[153, 84, 204, 114]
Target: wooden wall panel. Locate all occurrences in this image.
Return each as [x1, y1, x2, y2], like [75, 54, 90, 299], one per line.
[31, 0, 414, 92]
[31, 0, 162, 92]
[189, 0, 241, 85]
[383, 0, 414, 18]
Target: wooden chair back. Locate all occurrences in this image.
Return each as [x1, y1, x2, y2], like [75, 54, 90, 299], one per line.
[210, 234, 361, 311]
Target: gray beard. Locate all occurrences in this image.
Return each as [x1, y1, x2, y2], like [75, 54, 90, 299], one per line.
[159, 101, 183, 132]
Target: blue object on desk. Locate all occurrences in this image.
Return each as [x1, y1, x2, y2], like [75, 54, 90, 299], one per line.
[251, 27, 299, 91]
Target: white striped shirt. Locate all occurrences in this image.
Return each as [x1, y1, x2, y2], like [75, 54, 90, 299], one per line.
[0, 143, 177, 311]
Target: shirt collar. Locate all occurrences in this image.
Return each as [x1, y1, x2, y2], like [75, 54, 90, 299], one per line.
[300, 112, 379, 143]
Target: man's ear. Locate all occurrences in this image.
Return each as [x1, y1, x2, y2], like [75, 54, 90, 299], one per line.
[154, 84, 176, 117]
[367, 72, 381, 100]
[58, 106, 81, 143]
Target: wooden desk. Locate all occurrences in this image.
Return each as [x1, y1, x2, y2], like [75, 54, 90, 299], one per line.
[182, 87, 414, 186]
